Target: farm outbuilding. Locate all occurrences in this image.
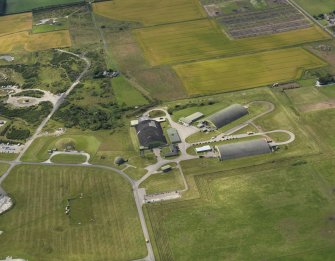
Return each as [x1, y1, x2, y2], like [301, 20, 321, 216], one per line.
[167, 128, 181, 144]
[135, 119, 167, 148]
[179, 112, 204, 126]
[216, 139, 272, 160]
[206, 104, 248, 129]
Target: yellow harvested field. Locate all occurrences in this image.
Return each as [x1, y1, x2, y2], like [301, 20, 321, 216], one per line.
[0, 12, 32, 36]
[0, 30, 72, 54]
[26, 30, 72, 51]
[174, 48, 326, 95]
[93, 0, 206, 26]
[135, 19, 330, 65]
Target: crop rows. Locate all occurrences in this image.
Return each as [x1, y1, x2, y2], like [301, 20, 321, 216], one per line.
[174, 47, 326, 95]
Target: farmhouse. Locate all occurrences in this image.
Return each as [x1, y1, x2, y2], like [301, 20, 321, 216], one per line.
[179, 112, 204, 126]
[206, 104, 248, 129]
[216, 139, 272, 160]
[167, 128, 181, 144]
[135, 118, 167, 148]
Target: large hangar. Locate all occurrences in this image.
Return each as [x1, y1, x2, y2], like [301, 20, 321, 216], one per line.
[135, 119, 167, 148]
[206, 104, 248, 129]
[216, 139, 272, 160]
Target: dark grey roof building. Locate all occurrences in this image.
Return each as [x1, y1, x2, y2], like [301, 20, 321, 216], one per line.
[207, 104, 248, 129]
[135, 120, 167, 148]
[216, 139, 272, 160]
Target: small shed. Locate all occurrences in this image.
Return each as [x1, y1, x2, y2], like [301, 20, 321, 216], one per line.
[161, 165, 172, 172]
[130, 120, 139, 127]
[195, 145, 212, 153]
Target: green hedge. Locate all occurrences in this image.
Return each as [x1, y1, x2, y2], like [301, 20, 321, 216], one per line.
[0, 0, 6, 15]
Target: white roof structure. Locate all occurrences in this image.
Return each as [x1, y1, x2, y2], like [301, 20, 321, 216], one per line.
[195, 145, 212, 153]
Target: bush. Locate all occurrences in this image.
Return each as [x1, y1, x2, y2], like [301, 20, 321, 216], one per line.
[0, 101, 52, 125]
[54, 102, 126, 131]
[6, 127, 30, 140]
[0, 0, 6, 15]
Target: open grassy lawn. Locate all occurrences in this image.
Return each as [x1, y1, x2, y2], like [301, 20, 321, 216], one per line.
[93, 0, 206, 26]
[174, 48, 326, 95]
[5, 0, 84, 14]
[0, 165, 146, 260]
[112, 76, 149, 107]
[32, 19, 69, 34]
[0, 153, 18, 161]
[303, 108, 335, 152]
[0, 30, 71, 54]
[0, 13, 32, 36]
[285, 86, 332, 112]
[146, 161, 335, 260]
[106, 29, 187, 100]
[51, 154, 87, 164]
[91, 129, 157, 177]
[21, 134, 101, 162]
[135, 19, 329, 65]
[0, 162, 10, 176]
[140, 168, 184, 194]
[294, 0, 334, 15]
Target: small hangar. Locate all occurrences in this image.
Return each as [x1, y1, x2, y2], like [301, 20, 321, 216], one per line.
[179, 112, 204, 126]
[216, 139, 272, 160]
[135, 119, 167, 149]
[206, 104, 248, 129]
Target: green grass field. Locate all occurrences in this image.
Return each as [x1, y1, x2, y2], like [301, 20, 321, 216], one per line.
[0, 162, 10, 176]
[93, 0, 206, 26]
[21, 134, 101, 162]
[112, 76, 149, 107]
[174, 48, 326, 95]
[5, 0, 84, 14]
[146, 160, 335, 260]
[0, 165, 146, 260]
[303, 108, 335, 152]
[140, 168, 184, 194]
[294, 0, 334, 15]
[135, 19, 329, 65]
[51, 154, 87, 164]
[105, 29, 187, 100]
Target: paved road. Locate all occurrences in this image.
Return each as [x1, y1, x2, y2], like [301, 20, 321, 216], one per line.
[15, 50, 90, 163]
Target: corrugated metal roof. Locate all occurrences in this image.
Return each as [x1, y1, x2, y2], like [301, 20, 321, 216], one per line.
[195, 145, 212, 153]
[207, 104, 248, 129]
[180, 112, 204, 124]
[216, 139, 271, 160]
[167, 128, 181, 144]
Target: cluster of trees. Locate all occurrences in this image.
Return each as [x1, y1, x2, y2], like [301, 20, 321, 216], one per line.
[319, 73, 335, 85]
[54, 101, 126, 131]
[50, 51, 85, 82]
[0, 0, 6, 15]
[0, 101, 52, 125]
[6, 126, 30, 140]
[10, 63, 39, 89]
[313, 10, 335, 20]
